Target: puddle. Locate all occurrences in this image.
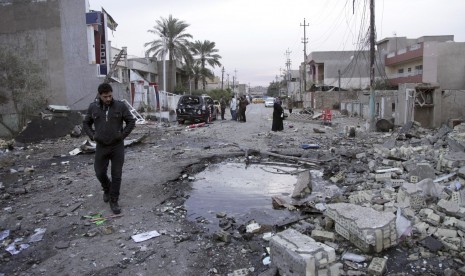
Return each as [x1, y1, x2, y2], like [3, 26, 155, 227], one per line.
[184, 162, 305, 231]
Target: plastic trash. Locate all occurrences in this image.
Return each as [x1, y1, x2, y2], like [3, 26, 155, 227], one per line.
[131, 230, 161, 243]
[0, 229, 10, 241]
[262, 256, 271, 265]
[28, 228, 46, 243]
[417, 178, 441, 198]
[301, 144, 320, 149]
[6, 238, 30, 255]
[396, 207, 412, 239]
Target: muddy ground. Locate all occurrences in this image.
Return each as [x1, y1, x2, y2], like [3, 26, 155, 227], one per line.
[0, 104, 463, 275]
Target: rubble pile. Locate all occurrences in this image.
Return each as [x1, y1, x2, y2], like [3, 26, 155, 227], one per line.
[261, 122, 465, 275]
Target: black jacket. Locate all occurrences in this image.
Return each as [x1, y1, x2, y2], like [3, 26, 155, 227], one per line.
[83, 99, 136, 146]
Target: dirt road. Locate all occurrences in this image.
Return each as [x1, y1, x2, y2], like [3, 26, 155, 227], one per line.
[2, 104, 462, 275]
[1, 104, 336, 275]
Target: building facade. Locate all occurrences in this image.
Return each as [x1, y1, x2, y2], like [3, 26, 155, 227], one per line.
[377, 35, 465, 90]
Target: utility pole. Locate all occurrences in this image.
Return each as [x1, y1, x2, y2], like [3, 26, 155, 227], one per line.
[227, 73, 230, 90]
[221, 67, 225, 90]
[234, 69, 238, 97]
[301, 18, 309, 94]
[338, 69, 341, 106]
[285, 49, 291, 97]
[369, 0, 376, 131]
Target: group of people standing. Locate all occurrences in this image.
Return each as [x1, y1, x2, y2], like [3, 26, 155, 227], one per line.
[229, 95, 249, 122]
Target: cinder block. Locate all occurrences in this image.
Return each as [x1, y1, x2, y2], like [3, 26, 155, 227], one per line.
[375, 173, 391, 182]
[368, 257, 387, 275]
[397, 182, 426, 210]
[270, 228, 338, 276]
[311, 230, 336, 242]
[325, 203, 397, 253]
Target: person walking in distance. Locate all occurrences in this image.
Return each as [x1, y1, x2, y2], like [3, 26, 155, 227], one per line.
[83, 83, 136, 214]
[230, 95, 237, 121]
[287, 97, 294, 114]
[220, 96, 227, 120]
[272, 98, 284, 131]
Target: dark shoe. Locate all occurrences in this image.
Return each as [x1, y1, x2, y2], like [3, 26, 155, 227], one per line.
[110, 199, 121, 214]
[103, 192, 110, 203]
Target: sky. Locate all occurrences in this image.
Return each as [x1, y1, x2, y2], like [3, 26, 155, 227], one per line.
[88, 0, 465, 87]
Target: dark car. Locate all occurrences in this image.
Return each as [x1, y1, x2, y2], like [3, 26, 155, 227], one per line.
[176, 95, 217, 124]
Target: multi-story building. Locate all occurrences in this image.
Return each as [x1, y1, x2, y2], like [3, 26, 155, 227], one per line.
[306, 51, 384, 91]
[377, 35, 465, 90]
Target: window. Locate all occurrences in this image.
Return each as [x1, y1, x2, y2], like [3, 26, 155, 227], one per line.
[392, 103, 395, 112]
[407, 68, 411, 72]
[398, 68, 404, 74]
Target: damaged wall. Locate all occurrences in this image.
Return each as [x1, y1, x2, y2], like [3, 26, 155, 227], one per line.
[396, 84, 465, 128]
[0, 0, 105, 114]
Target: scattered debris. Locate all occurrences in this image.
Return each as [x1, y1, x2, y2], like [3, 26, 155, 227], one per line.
[131, 230, 161, 243]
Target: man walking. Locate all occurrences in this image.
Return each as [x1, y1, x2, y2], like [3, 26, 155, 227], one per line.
[83, 83, 136, 214]
[230, 95, 237, 121]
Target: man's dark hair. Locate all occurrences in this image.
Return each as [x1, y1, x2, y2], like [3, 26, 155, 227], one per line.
[98, 83, 113, 94]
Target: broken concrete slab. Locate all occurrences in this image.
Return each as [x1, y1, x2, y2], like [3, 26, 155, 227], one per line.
[270, 228, 339, 276]
[325, 203, 397, 253]
[292, 170, 311, 198]
[408, 163, 436, 182]
[397, 182, 426, 210]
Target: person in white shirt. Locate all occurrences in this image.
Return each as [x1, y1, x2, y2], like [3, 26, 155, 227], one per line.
[230, 96, 237, 121]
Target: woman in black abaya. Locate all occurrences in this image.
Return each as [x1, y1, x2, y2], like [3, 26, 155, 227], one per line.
[271, 101, 284, 131]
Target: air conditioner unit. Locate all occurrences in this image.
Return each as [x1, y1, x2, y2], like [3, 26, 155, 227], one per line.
[101, 52, 106, 58]
[101, 59, 106, 64]
[101, 44, 105, 49]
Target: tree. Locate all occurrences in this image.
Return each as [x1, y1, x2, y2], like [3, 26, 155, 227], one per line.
[267, 81, 280, 97]
[189, 40, 221, 90]
[0, 48, 47, 136]
[144, 15, 193, 92]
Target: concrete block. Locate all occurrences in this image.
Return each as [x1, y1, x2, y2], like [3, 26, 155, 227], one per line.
[270, 228, 337, 276]
[435, 228, 458, 238]
[396, 182, 426, 210]
[375, 173, 391, 182]
[427, 212, 441, 226]
[311, 230, 336, 242]
[437, 199, 460, 215]
[368, 257, 387, 276]
[349, 191, 373, 204]
[330, 171, 344, 183]
[325, 203, 396, 253]
[388, 179, 405, 188]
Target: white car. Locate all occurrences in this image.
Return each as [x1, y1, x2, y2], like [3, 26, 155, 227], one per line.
[264, 97, 275, 107]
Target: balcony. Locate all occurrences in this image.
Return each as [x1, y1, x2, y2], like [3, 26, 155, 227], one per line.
[388, 71, 423, 86]
[385, 43, 423, 66]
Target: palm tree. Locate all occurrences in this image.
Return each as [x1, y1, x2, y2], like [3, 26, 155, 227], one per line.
[144, 15, 193, 92]
[190, 40, 222, 90]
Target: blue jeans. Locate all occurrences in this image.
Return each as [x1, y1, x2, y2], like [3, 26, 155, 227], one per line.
[230, 109, 237, 120]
